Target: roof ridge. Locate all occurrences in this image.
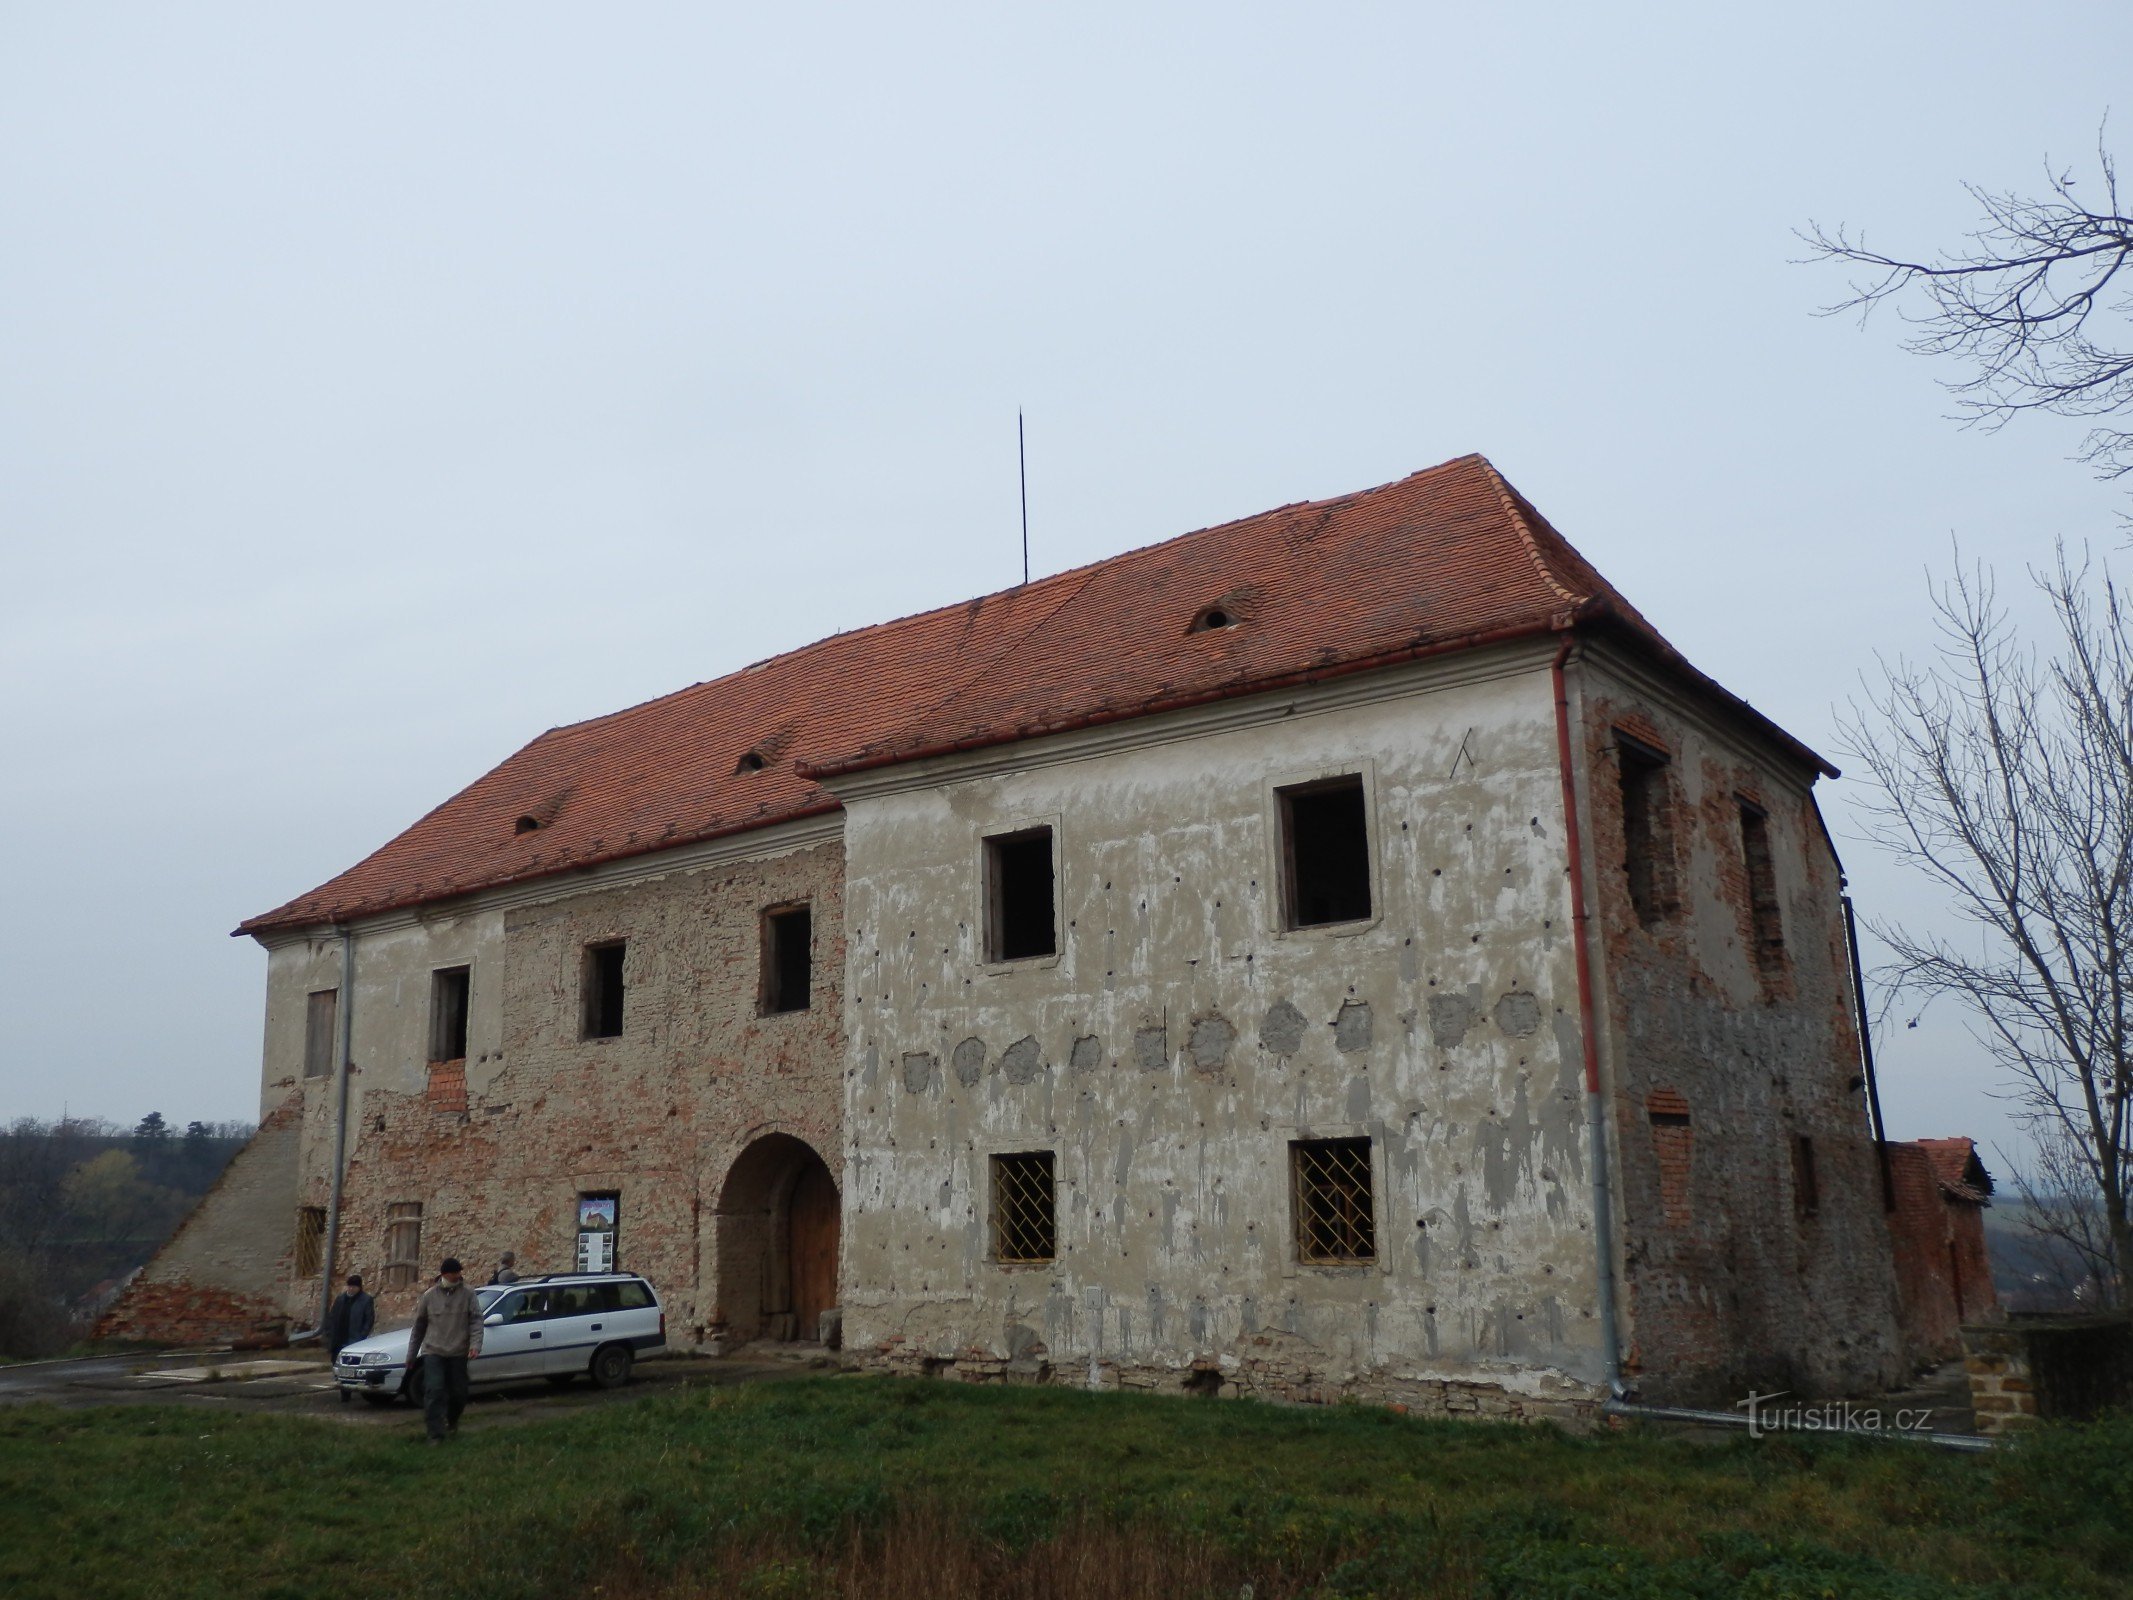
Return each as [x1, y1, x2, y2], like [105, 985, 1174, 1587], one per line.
[1472, 455, 1586, 611]
[533, 457, 1491, 746]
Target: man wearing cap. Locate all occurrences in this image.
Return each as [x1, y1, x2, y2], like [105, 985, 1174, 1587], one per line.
[405, 1258, 484, 1442]
[321, 1274, 374, 1404]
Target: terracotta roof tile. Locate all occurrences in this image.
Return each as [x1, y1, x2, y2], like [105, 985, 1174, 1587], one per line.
[236, 454, 1812, 935]
[1908, 1136, 1995, 1203]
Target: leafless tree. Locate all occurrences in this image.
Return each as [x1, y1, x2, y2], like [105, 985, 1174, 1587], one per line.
[1842, 547, 2131, 1306]
[2004, 1121, 2121, 1309]
[1804, 137, 2133, 487]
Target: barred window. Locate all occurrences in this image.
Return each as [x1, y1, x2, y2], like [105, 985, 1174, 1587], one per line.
[989, 1151, 1056, 1264]
[294, 1206, 326, 1278]
[1291, 1137, 1375, 1264]
[384, 1201, 423, 1289]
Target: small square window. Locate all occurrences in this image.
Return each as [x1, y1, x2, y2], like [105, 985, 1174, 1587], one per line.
[583, 942, 626, 1039]
[984, 827, 1057, 962]
[1291, 1137, 1375, 1264]
[303, 989, 339, 1079]
[429, 967, 470, 1063]
[761, 904, 813, 1014]
[989, 1151, 1056, 1263]
[1278, 777, 1372, 928]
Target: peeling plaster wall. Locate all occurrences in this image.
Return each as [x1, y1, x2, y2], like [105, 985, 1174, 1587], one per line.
[252, 840, 845, 1341]
[838, 650, 1609, 1403]
[1576, 648, 1904, 1404]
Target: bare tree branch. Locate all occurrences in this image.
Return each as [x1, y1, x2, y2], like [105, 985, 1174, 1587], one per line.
[1803, 132, 2133, 485]
[1841, 543, 2133, 1304]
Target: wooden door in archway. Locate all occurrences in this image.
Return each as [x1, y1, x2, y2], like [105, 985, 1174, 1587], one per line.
[787, 1160, 839, 1342]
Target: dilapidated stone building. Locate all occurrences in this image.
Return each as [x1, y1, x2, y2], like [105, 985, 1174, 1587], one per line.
[105, 454, 1907, 1413]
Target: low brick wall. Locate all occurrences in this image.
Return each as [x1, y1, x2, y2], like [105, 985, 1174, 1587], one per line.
[1964, 1315, 2133, 1435]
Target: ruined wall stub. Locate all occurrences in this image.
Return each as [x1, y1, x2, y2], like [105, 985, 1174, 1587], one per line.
[1574, 646, 1903, 1404]
[251, 835, 845, 1341]
[835, 647, 1608, 1406]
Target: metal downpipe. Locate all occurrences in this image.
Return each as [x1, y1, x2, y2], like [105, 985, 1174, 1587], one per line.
[316, 927, 355, 1333]
[1551, 637, 1622, 1393]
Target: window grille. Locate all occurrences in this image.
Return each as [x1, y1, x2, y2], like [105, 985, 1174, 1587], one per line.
[384, 1201, 423, 1288]
[1291, 1137, 1376, 1264]
[294, 1206, 326, 1278]
[989, 1151, 1056, 1263]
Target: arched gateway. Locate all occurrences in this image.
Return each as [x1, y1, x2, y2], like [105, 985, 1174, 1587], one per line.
[712, 1133, 840, 1344]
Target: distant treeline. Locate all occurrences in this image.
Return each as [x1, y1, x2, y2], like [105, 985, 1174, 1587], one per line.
[0, 1113, 254, 1358]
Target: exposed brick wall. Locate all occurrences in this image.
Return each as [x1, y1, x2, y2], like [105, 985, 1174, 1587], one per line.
[305, 842, 847, 1344]
[95, 1092, 304, 1346]
[1886, 1142, 2001, 1364]
[1582, 662, 1904, 1405]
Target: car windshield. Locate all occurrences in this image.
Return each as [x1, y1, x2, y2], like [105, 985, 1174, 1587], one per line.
[475, 1287, 506, 1311]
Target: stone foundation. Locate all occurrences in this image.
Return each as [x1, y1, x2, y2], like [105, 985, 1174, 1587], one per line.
[865, 1335, 1601, 1427]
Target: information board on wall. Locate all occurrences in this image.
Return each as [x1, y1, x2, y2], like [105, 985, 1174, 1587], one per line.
[576, 1194, 618, 1273]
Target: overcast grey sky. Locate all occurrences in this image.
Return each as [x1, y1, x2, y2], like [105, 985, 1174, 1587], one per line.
[3, 4, 2127, 1169]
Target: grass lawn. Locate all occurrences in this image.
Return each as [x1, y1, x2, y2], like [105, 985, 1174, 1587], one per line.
[2, 1376, 2126, 1599]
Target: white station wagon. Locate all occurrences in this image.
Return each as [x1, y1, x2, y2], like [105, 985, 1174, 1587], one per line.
[333, 1272, 666, 1405]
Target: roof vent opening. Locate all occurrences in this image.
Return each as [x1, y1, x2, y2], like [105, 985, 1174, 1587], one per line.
[1189, 605, 1240, 634]
[735, 751, 768, 775]
[514, 815, 542, 835]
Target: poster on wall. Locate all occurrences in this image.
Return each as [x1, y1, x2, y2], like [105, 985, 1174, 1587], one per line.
[576, 1194, 618, 1273]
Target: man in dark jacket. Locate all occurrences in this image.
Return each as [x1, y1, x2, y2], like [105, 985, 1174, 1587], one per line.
[405, 1258, 484, 1441]
[322, 1275, 374, 1404]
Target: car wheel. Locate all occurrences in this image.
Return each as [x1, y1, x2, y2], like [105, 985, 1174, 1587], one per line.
[588, 1345, 633, 1390]
[403, 1367, 425, 1407]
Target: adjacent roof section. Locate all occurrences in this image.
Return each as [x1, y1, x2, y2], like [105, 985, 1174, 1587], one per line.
[1910, 1137, 1996, 1204]
[237, 454, 1816, 936]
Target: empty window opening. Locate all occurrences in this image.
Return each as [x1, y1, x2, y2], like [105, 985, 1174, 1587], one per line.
[384, 1201, 423, 1289]
[1739, 802, 1785, 971]
[303, 989, 339, 1079]
[985, 827, 1057, 962]
[1791, 1134, 1820, 1220]
[761, 904, 813, 1014]
[735, 750, 767, 774]
[294, 1206, 326, 1279]
[515, 814, 542, 834]
[583, 942, 626, 1039]
[1280, 777, 1373, 928]
[1190, 604, 1239, 633]
[1617, 735, 1678, 926]
[429, 966, 470, 1063]
[990, 1151, 1057, 1263]
[1292, 1137, 1376, 1264]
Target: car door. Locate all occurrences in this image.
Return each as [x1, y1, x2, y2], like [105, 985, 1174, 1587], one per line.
[540, 1282, 616, 1372]
[474, 1288, 551, 1382]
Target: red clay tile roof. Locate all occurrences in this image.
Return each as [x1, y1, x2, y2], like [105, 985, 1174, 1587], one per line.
[237, 454, 1823, 936]
[1909, 1137, 1995, 1203]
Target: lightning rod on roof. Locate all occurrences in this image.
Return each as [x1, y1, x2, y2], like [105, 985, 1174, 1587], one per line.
[1018, 409, 1029, 586]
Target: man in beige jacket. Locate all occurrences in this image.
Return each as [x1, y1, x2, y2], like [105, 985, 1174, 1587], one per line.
[405, 1257, 484, 1442]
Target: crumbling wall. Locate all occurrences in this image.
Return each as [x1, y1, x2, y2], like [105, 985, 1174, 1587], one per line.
[1886, 1144, 1999, 1364]
[1576, 647, 1904, 1404]
[256, 836, 846, 1342]
[835, 645, 1611, 1404]
[94, 1091, 304, 1346]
